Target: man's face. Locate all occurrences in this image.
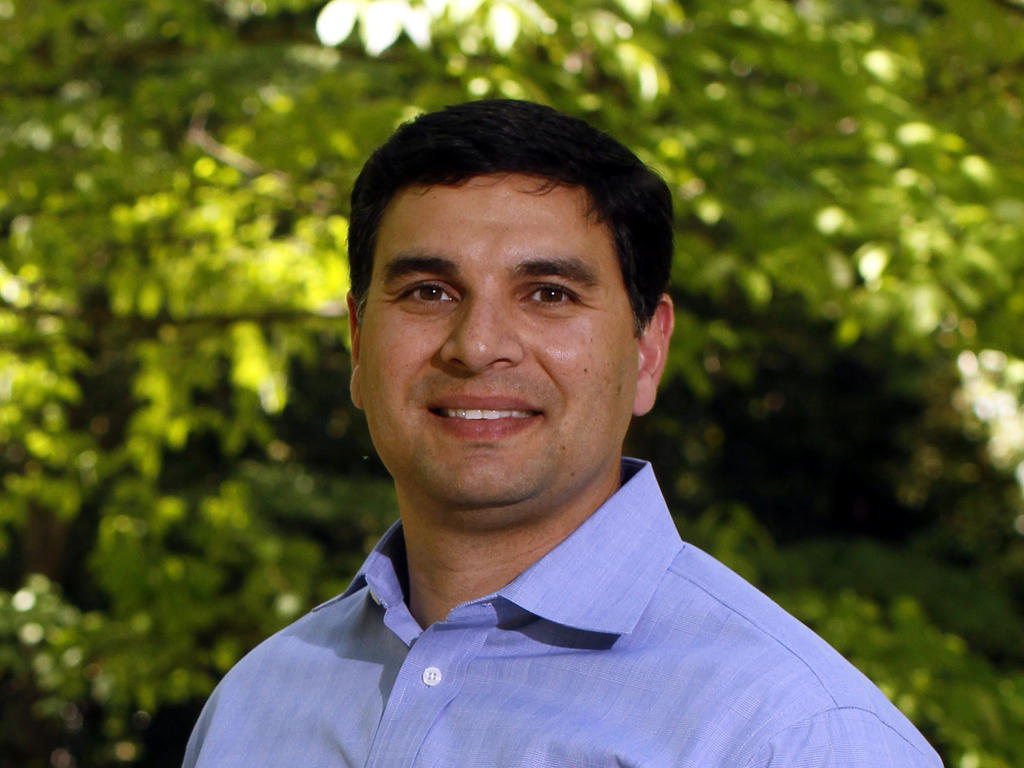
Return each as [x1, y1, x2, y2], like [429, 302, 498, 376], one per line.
[349, 174, 671, 530]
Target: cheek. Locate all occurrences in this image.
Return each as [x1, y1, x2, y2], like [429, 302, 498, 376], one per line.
[535, 329, 593, 378]
[537, 321, 607, 365]
[544, 343, 584, 366]
[542, 332, 635, 397]
[597, 337, 642, 402]
[358, 327, 436, 411]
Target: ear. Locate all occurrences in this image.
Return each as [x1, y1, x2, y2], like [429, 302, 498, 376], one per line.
[347, 292, 364, 410]
[633, 294, 674, 416]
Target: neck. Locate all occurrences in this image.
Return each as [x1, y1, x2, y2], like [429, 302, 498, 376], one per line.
[400, 523, 554, 627]
[398, 477, 620, 628]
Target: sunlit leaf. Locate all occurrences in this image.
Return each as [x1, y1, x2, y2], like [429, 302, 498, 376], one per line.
[857, 244, 890, 283]
[614, 0, 651, 22]
[316, 0, 359, 47]
[487, 3, 520, 53]
[403, 5, 432, 49]
[361, 0, 407, 56]
[449, 0, 485, 24]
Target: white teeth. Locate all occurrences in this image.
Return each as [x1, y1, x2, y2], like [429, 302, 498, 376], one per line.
[443, 409, 532, 420]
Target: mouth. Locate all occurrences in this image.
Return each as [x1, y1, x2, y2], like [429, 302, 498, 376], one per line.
[434, 408, 535, 420]
[428, 404, 540, 440]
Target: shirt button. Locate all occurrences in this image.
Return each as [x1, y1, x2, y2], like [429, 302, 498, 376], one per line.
[422, 666, 443, 686]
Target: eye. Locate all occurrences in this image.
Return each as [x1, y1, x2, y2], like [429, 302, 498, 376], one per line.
[405, 283, 455, 302]
[529, 285, 576, 304]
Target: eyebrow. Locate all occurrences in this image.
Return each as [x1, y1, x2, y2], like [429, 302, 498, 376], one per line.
[512, 257, 600, 287]
[381, 253, 459, 284]
[379, 252, 601, 287]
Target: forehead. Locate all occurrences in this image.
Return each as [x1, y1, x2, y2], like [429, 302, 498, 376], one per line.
[372, 174, 615, 275]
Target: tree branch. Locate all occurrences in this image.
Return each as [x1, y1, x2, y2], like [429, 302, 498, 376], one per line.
[0, 295, 347, 330]
[187, 94, 269, 177]
[0, 298, 80, 320]
[989, 0, 1024, 17]
[923, 55, 1024, 107]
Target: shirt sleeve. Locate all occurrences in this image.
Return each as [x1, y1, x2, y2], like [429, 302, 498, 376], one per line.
[742, 707, 943, 768]
[180, 684, 221, 768]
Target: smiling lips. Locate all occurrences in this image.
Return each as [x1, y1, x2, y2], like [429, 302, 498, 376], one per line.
[428, 402, 541, 439]
[439, 408, 533, 420]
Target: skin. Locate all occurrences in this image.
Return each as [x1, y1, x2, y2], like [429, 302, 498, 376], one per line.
[348, 173, 674, 627]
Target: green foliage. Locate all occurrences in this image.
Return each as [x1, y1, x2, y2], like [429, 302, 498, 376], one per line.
[2, 0, 1024, 765]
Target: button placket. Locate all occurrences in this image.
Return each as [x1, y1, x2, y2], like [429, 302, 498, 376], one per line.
[364, 606, 496, 768]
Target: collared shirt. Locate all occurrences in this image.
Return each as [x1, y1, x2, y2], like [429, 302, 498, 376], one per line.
[183, 459, 942, 767]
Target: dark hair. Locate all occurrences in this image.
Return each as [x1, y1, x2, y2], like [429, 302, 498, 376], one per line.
[348, 99, 673, 334]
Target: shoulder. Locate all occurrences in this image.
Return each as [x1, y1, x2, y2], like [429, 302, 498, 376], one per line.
[228, 590, 368, 680]
[189, 592, 363, 720]
[635, 544, 941, 765]
[658, 545, 877, 705]
[742, 707, 944, 767]
[211, 582, 407, 710]
[184, 587, 397, 767]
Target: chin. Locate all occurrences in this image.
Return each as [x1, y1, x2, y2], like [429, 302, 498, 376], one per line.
[441, 500, 554, 533]
[440, 482, 539, 513]
[418, 470, 552, 521]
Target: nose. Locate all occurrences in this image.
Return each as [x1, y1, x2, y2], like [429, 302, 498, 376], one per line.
[439, 295, 524, 372]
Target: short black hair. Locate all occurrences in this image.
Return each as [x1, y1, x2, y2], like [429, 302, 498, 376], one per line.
[347, 99, 673, 334]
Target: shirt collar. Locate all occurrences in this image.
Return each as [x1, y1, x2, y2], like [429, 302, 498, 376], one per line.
[496, 458, 682, 635]
[340, 521, 406, 608]
[340, 459, 682, 636]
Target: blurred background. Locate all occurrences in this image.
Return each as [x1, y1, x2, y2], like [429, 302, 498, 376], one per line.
[2, 0, 1023, 765]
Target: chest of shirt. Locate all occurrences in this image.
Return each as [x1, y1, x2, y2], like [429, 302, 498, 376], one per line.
[198, 598, 799, 768]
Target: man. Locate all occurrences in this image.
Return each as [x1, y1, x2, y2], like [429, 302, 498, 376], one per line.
[184, 100, 942, 767]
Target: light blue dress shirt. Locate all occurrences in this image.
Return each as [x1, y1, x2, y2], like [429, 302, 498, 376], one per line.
[184, 459, 942, 767]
